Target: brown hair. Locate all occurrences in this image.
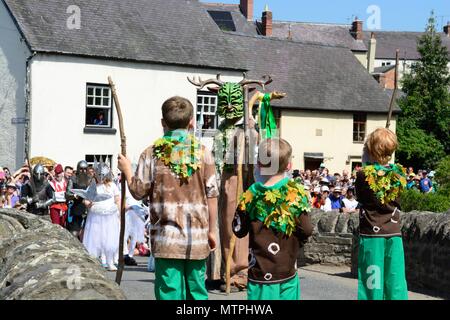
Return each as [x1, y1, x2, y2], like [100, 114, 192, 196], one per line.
[161, 96, 193, 130]
[365, 128, 398, 165]
[258, 138, 292, 174]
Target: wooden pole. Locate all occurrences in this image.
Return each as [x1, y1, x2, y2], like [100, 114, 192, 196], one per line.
[225, 84, 251, 294]
[108, 77, 127, 285]
[386, 50, 400, 129]
[225, 133, 245, 294]
[243, 85, 250, 187]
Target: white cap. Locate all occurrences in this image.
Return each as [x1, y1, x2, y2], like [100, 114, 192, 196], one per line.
[304, 185, 310, 191]
[314, 186, 321, 193]
[321, 177, 329, 184]
[321, 186, 330, 192]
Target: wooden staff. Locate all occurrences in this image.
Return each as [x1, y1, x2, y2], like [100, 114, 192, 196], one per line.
[386, 50, 400, 129]
[225, 134, 245, 294]
[249, 91, 287, 122]
[108, 76, 127, 285]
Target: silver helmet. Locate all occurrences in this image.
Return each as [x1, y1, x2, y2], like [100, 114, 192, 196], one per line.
[33, 164, 45, 184]
[94, 158, 112, 182]
[76, 160, 90, 188]
[32, 163, 46, 191]
[76, 160, 88, 173]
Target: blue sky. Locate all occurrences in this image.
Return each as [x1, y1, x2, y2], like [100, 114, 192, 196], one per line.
[201, 0, 450, 32]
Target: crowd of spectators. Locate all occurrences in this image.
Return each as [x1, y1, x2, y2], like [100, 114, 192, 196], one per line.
[0, 165, 31, 209]
[291, 163, 361, 213]
[1, 162, 440, 213]
[0, 164, 78, 209]
[291, 164, 440, 213]
[405, 167, 437, 193]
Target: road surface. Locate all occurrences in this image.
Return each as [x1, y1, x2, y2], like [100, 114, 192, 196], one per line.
[106, 257, 442, 300]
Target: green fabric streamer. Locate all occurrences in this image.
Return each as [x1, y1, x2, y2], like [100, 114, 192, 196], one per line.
[259, 93, 278, 138]
[162, 129, 189, 142]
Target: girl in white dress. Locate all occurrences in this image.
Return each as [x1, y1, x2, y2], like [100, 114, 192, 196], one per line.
[82, 164, 120, 271]
[122, 184, 147, 265]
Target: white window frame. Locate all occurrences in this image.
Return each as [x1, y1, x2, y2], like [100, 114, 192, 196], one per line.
[196, 91, 219, 135]
[353, 113, 367, 143]
[85, 84, 112, 128]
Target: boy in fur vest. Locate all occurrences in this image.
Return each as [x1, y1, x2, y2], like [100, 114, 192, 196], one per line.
[118, 96, 219, 300]
[233, 138, 313, 300]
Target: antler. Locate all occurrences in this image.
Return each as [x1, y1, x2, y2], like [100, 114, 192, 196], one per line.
[187, 73, 224, 89]
[238, 73, 273, 90]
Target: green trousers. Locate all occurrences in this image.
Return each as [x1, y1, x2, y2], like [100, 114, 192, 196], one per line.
[155, 258, 208, 300]
[247, 274, 300, 300]
[358, 236, 408, 300]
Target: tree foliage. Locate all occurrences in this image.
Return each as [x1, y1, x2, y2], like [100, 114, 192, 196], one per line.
[435, 155, 450, 195]
[396, 120, 445, 169]
[400, 189, 450, 213]
[397, 13, 450, 169]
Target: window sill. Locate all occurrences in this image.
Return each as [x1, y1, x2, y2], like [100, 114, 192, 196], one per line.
[352, 141, 364, 144]
[84, 127, 117, 135]
[200, 129, 218, 137]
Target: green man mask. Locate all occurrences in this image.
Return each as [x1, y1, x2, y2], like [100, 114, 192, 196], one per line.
[217, 82, 244, 120]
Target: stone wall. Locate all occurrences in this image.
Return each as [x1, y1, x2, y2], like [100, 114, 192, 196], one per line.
[351, 210, 450, 298]
[0, 209, 126, 300]
[300, 209, 358, 266]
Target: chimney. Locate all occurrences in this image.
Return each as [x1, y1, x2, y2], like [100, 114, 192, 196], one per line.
[374, 74, 387, 89]
[262, 5, 272, 36]
[444, 21, 450, 36]
[240, 0, 254, 21]
[367, 32, 377, 73]
[351, 17, 363, 40]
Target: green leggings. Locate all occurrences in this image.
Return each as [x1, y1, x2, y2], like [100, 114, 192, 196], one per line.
[155, 258, 208, 300]
[247, 274, 300, 300]
[358, 236, 408, 300]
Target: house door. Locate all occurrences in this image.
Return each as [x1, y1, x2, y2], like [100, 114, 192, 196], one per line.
[304, 158, 323, 171]
[304, 153, 324, 171]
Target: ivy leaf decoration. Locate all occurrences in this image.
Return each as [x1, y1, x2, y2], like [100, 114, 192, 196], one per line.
[264, 190, 282, 204]
[364, 163, 407, 204]
[286, 189, 298, 203]
[153, 133, 203, 180]
[244, 179, 311, 236]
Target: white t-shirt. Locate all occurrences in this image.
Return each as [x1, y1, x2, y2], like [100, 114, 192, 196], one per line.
[343, 198, 358, 210]
[321, 198, 332, 212]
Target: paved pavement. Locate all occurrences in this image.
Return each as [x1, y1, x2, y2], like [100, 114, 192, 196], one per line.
[106, 257, 442, 300]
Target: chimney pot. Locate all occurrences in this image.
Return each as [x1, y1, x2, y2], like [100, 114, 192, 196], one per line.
[444, 21, 450, 36]
[240, 0, 254, 21]
[262, 6, 272, 36]
[351, 18, 363, 40]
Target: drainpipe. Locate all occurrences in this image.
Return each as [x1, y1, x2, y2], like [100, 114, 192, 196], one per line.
[24, 51, 36, 161]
